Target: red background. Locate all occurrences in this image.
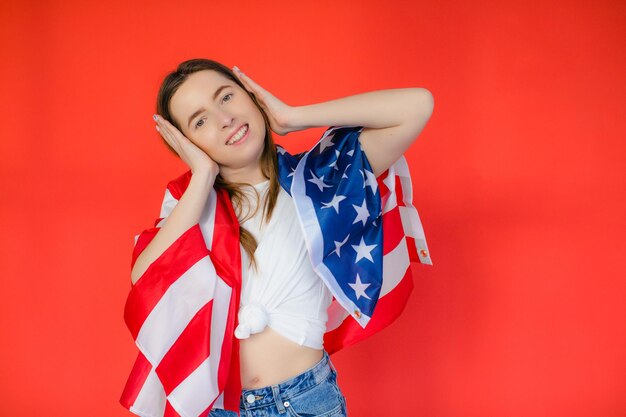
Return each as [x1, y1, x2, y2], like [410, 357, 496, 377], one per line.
[1, 1, 624, 416]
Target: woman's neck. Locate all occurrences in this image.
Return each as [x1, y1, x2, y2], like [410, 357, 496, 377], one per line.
[220, 163, 267, 185]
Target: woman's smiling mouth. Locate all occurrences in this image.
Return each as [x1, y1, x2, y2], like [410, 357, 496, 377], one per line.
[226, 124, 249, 145]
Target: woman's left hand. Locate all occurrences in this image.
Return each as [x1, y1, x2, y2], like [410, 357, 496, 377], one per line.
[233, 66, 297, 136]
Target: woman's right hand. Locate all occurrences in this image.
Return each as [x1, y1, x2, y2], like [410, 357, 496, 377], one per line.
[154, 114, 220, 177]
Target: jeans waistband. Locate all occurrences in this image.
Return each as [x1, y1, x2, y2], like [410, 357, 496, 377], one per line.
[239, 350, 335, 411]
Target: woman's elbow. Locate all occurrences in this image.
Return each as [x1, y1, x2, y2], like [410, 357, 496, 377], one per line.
[415, 88, 434, 119]
[404, 88, 434, 135]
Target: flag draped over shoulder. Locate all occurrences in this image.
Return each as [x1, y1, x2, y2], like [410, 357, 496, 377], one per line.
[120, 126, 432, 417]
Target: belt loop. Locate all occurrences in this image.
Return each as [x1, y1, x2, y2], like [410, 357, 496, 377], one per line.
[327, 351, 337, 373]
[272, 384, 286, 413]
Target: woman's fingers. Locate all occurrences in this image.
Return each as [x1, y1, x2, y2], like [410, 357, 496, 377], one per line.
[231, 67, 295, 136]
[157, 116, 179, 138]
[153, 114, 219, 176]
[155, 115, 182, 152]
[233, 66, 270, 102]
[232, 66, 253, 89]
[157, 116, 184, 143]
[156, 123, 174, 146]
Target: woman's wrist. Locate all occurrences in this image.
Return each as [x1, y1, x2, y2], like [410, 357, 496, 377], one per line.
[286, 106, 315, 133]
[189, 168, 217, 191]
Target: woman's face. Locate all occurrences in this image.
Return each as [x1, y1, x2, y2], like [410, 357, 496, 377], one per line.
[169, 70, 267, 173]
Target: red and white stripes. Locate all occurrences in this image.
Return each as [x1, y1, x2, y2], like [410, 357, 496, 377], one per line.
[121, 175, 242, 417]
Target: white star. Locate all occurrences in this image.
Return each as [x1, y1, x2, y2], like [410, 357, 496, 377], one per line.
[330, 234, 350, 257]
[288, 166, 295, 178]
[277, 146, 287, 155]
[352, 199, 370, 226]
[321, 193, 346, 214]
[347, 149, 354, 157]
[342, 163, 351, 179]
[328, 150, 341, 171]
[308, 170, 332, 192]
[363, 169, 378, 194]
[319, 137, 334, 153]
[351, 237, 377, 263]
[348, 274, 371, 300]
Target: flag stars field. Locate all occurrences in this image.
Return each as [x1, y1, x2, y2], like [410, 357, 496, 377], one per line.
[318, 137, 335, 153]
[349, 274, 371, 300]
[331, 234, 350, 258]
[363, 169, 378, 193]
[321, 193, 347, 214]
[308, 170, 332, 192]
[351, 237, 377, 263]
[352, 199, 370, 226]
[328, 150, 341, 170]
[342, 163, 351, 179]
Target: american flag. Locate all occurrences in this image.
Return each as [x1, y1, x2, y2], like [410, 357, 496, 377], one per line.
[120, 126, 432, 417]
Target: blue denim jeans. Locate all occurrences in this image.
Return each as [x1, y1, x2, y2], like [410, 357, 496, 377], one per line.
[209, 350, 347, 417]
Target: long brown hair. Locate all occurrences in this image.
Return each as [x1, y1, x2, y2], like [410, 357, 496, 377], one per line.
[156, 59, 280, 269]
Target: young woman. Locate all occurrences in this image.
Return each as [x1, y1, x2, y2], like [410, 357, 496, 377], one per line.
[122, 59, 434, 417]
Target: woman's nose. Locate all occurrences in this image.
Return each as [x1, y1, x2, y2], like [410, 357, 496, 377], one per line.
[216, 109, 234, 128]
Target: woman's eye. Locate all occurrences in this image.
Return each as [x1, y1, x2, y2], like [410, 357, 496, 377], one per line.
[222, 93, 233, 103]
[195, 118, 205, 129]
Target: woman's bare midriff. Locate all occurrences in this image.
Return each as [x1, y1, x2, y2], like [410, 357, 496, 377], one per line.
[239, 326, 324, 389]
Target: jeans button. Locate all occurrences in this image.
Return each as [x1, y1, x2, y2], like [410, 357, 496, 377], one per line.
[283, 401, 290, 407]
[246, 394, 255, 404]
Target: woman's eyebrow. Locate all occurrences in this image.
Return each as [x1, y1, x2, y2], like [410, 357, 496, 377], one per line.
[186, 85, 232, 128]
[212, 85, 230, 100]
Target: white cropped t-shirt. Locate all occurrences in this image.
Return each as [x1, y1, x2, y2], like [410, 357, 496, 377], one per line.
[233, 180, 333, 349]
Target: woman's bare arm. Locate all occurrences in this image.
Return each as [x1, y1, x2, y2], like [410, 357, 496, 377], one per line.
[289, 88, 434, 177]
[131, 115, 220, 285]
[232, 67, 434, 177]
[130, 170, 216, 285]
